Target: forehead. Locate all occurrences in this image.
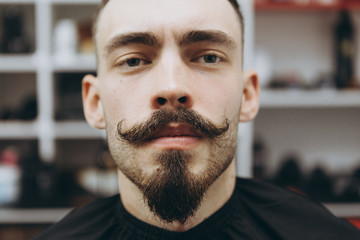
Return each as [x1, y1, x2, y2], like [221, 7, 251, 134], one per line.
[96, 0, 242, 50]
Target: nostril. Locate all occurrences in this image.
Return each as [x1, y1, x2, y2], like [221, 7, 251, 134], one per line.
[153, 95, 191, 109]
[157, 97, 167, 105]
[178, 96, 187, 104]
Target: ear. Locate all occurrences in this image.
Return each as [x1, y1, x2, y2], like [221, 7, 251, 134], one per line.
[239, 70, 260, 122]
[82, 74, 105, 129]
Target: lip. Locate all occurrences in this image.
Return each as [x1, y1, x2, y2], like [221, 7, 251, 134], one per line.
[145, 123, 203, 150]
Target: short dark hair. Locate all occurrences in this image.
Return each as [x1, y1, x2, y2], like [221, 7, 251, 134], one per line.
[93, 0, 244, 40]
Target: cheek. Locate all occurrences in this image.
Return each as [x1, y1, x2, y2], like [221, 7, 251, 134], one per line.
[101, 86, 123, 119]
[100, 77, 151, 124]
[195, 76, 242, 121]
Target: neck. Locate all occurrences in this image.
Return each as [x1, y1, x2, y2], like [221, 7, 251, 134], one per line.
[117, 160, 236, 232]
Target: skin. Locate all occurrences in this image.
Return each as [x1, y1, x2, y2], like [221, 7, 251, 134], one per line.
[82, 0, 259, 232]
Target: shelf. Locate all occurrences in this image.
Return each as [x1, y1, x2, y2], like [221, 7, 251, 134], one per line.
[0, 0, 35, 3]
[260, 89, 360, 108]
[0, 203, 358, 224]
[0, 121, 105, 139]
[0, 55, 36, 72]
[52, 54, 96, 72]
[0, 0, 99, 3]
[325, 203, 360, 218]
[54, 121, 105, 139]
[50, 0, 100, 4]
[0, 121, 38, 139]
[0, 208, 72, 224]
[255, 1, 360, 11]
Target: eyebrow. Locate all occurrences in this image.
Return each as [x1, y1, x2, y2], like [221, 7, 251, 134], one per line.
[103, 30, 237, 58]
[179, 30, 237, 49]
[104, 32, 160, 57]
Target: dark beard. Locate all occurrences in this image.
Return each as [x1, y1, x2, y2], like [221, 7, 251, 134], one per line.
[140, 151, 206, 224]
[112, 107, 235, 224]
[122, 149, 233, 224]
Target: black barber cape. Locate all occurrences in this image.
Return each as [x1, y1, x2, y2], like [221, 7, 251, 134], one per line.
[34, 178, 360, 240]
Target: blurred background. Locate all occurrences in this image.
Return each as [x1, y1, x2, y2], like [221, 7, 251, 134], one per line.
[0, 0, 359, 239]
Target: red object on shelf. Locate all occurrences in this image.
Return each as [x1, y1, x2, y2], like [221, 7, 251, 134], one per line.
[346, 218, 360, 229]
[0, 147, 20, 166]
[255, 0, 360, 11]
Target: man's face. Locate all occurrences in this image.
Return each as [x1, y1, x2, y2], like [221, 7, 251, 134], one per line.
[83, 0, 257, 223]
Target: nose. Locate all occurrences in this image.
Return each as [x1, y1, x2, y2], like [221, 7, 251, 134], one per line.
[150, 54, 194, 110]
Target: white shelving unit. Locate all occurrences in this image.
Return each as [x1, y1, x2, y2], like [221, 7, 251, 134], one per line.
[0, 0, 102, 162]
[236, 0, 255, 178]
[254, 2, 360, 221]
[255, 4, 360, 172]
[260, 89, 360, 108]
[0, 0, 102, 226]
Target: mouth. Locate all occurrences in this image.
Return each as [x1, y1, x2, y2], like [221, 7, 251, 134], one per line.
[145, 123, 203, 150]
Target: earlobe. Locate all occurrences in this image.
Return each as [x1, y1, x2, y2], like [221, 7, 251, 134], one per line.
[239, 70, 260, 122]
[82, 74, 106, 129]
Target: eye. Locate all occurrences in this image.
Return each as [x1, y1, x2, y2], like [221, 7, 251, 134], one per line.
[124, 58, 151, 67]
[203, 55, 219, 63]
[193, 54, 222, 64]
[113, 54, 152, 73]
[126, 58, 141, 67]
[114, 56, 152, 71]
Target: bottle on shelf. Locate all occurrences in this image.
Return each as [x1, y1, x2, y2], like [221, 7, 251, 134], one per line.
[272, 154, 305, 194]
[252, 137, 267, 179]
[0, 146, 21, 206]
[306, 167, 334, 202]
[53, 19, 78, 63]
[339, 167, 360, 202]
[334, 10, 356, 89]
[0, 6, 31, 54]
